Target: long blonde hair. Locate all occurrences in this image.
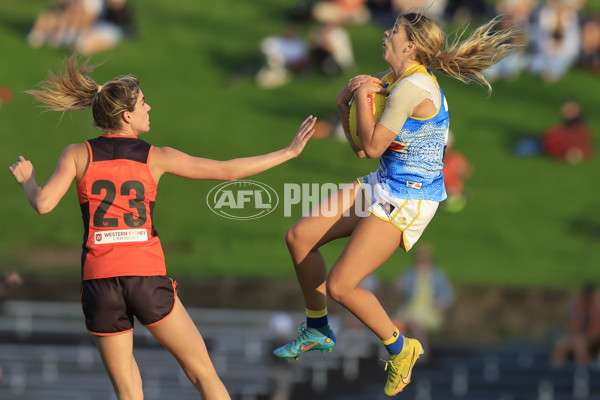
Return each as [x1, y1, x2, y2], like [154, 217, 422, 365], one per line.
[27, 55, 140, 132]
[400, 13, 521, 93]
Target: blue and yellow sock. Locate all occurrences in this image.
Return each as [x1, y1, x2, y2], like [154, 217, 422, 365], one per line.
[306, 308, 329, 334]
[383, 327, 404, 356]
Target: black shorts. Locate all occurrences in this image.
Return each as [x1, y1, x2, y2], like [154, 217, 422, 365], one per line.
[81, 275, 177, 336]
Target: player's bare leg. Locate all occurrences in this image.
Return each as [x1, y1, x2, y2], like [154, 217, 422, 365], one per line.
[286, 181, 365, 309]
[147, 297, 231, 400]
[327, 214, 423, 396]
[327, 214, 401, 339]
[275, 181, 365, 359]
[94, 332, 143, 400]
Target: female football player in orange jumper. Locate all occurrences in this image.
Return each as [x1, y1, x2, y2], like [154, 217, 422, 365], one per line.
[9, 56, 316, 400]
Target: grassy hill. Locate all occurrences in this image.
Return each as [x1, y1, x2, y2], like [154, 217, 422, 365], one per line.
[1, 0, 599, 288]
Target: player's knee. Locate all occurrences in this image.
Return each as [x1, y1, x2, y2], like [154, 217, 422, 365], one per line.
[326, 276, 349, 304]
[285, 224, 310, 258]
[285, 225, 299, 249]
[184, 366, 223, 392]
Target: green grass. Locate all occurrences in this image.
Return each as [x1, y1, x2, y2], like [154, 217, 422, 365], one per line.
[1, 0, 599, 287]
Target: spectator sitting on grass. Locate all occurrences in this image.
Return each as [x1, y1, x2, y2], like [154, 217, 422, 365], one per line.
[312, 0, 371, 26]
[27, 0, 101, 49]
[580, 15, 600, 74]
[482, 0, 534, 81]
[529, 0, 581, 83]
[74, 0, 137, 56]
[256, 23, 310, 88]
[308, 23, 355, 78]
[541, 99, 594, 163]
[512, 99, 594, 164]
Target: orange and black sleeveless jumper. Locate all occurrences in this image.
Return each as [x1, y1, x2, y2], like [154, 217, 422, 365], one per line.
[76, 134, 166, 280]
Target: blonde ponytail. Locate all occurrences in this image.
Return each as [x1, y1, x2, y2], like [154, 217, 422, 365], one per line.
[27, 55, 140, 132]
[27, 55, 100, 112]
[433, 17, 520, 93]
[401, 14, 521, 94]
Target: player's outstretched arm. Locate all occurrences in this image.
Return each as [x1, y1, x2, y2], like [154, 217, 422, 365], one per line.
[9, 145, 79, 214]
[151, 115, 316, 182]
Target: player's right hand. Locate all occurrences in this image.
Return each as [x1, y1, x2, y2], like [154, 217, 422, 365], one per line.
[337, 75, 383, 105]
[9, 156, 35, 185]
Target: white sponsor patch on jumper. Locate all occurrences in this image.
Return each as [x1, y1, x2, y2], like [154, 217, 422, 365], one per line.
[94, 229, 148, 244]
[406, 180, 423, 190]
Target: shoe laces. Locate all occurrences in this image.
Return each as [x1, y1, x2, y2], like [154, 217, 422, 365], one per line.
[297, 322, 307, 334]
[382, 358, 399, 377]
[295, 322, 314, 340]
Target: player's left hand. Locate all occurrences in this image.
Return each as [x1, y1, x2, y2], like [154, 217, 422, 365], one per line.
[287, 115, 317, 158]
